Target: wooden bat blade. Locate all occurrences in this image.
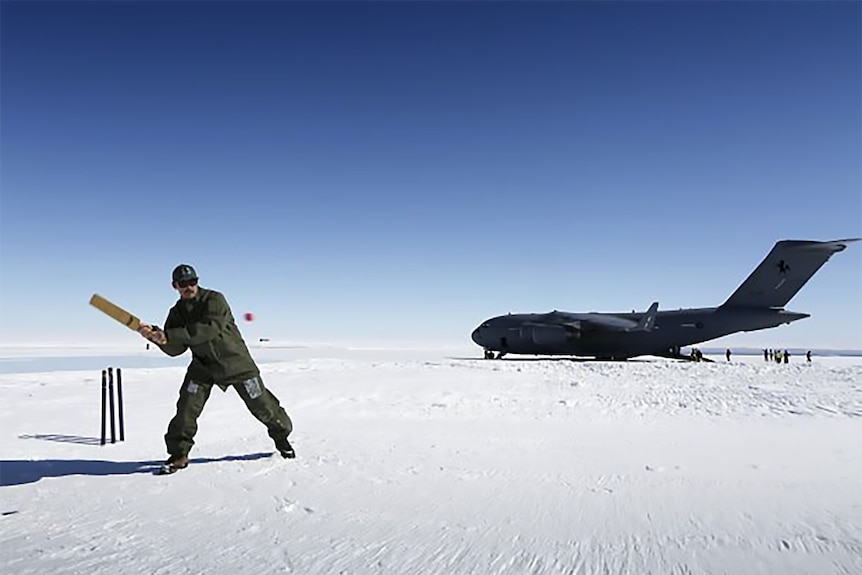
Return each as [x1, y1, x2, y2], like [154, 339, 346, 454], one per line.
[89, 294, 142, 331]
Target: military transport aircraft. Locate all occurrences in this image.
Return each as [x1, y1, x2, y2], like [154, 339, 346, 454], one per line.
[471, 238, 860, 361]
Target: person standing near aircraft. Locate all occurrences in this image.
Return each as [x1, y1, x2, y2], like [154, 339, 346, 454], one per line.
[726, 349, 731, 362]
[137, 264, 295, 474]
[807, 350, 812, 362]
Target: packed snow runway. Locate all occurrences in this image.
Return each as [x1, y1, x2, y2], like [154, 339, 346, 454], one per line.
[1, 345, 860, 574]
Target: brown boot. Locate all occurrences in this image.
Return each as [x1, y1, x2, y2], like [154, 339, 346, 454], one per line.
[159, 454, 189, 475]
[274, 438, 296, 459]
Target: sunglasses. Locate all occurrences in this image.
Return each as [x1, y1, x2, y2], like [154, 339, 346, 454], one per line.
[175, 279, 198, 289]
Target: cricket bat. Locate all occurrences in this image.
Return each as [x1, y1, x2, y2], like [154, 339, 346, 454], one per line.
[89, 294, 143, 332]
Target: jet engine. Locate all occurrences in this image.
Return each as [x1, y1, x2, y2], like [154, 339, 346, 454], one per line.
[523, 324, 578, 346]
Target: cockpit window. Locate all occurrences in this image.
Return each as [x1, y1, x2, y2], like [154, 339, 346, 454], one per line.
[481, 322, 491, 328]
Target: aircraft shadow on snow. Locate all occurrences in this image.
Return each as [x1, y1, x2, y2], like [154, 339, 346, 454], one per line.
[447, 356, 654, 363]
[0, 451, 273, 486]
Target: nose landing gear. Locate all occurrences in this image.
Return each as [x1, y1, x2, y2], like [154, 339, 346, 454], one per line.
[482, 337, 509, 360]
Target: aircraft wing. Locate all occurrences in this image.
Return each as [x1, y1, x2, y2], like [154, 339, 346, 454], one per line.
[545, 302, 658, 332]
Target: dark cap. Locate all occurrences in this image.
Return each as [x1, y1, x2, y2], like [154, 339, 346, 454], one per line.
[172, 264, 198, 283]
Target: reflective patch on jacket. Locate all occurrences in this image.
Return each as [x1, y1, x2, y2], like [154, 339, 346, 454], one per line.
[243, 376, 263, 399]
[187, 381, 201, 394]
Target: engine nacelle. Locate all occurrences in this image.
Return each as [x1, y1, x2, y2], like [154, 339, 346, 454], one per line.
[522, 324, 577, 346]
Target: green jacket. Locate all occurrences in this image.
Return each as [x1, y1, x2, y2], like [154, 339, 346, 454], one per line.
[157, 287, 259, 384]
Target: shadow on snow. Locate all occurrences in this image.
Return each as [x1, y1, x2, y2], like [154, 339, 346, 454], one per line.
[447, 356, 656, 363]
[0, 452, 273, 486]
[18, 433, 103, 445]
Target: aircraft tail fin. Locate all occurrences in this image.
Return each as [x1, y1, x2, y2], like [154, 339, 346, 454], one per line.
[631, 301, 659, 332]
[721, 238, 860, 309]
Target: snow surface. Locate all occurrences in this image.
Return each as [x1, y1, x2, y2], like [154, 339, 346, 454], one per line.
[1, 345, 860, 574]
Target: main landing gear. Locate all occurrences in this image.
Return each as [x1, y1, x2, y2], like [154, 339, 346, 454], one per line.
[660, 346, 714, 362]
[483, 349, 506, 360]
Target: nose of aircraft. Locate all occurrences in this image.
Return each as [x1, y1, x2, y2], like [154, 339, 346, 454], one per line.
[471, 326, 483, 346]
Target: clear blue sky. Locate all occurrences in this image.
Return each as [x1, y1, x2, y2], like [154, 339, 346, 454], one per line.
[2, 1, 860, 349]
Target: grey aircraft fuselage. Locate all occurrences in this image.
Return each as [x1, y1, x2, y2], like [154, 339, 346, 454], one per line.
[471, 307, 808, 360]
[471, 238, 859, 360]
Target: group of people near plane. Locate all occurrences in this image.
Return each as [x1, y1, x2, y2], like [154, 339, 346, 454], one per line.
[762, 348, 813, 363]
[688, 348, 814, 362]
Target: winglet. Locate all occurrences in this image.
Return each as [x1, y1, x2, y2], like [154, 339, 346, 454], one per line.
[632, 301, 659, 332]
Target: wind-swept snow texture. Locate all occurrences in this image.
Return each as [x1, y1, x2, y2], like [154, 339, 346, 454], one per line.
[1, 347, 860, 574]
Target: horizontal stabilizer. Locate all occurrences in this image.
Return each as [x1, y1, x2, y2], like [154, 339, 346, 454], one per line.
[722, 238, 860, 309]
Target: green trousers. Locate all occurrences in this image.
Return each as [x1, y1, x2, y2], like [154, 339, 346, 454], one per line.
[165, 374, 293, 457]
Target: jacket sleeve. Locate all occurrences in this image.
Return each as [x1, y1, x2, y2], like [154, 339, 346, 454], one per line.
[158, 305, 189, 357]
[162, 292, 229, 351]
